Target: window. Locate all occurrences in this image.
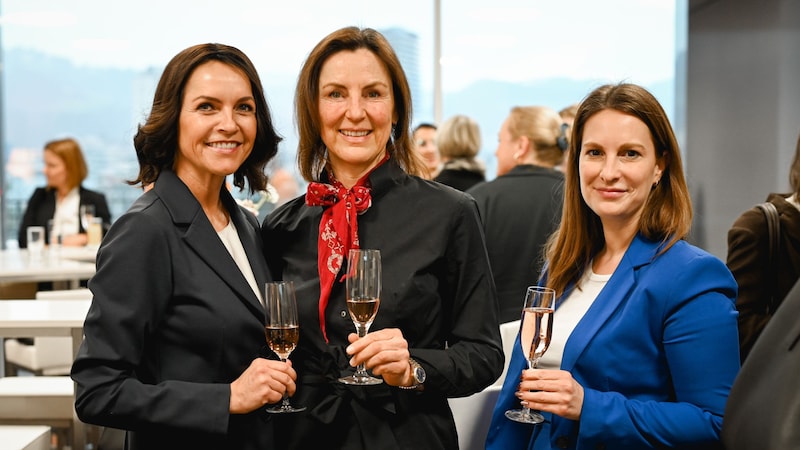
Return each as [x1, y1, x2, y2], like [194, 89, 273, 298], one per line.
[0, 0, 680, 247]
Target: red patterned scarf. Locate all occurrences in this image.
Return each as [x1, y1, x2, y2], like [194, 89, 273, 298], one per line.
[305, 155, 387, 342]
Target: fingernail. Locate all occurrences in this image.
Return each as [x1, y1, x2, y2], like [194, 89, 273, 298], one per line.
[346, 346, 353, 355]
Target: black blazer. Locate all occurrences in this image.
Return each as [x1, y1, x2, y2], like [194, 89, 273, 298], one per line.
[17, 186, 112, 247]
[467, 165, 564, 322]
[72, 170, 273, 450]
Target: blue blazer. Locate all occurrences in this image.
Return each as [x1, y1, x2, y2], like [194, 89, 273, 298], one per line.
[486, 234, 739, 450]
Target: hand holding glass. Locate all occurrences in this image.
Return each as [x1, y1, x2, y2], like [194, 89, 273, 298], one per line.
[505, 286, 555, 424]
[264, 281, 306, 413]
[338, 249, 383, 385]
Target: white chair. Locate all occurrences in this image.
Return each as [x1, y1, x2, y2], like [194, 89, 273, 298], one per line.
[4, 288, 92, 376]
[449, 320, 520, 450]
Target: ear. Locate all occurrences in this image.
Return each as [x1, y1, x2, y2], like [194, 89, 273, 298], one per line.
[654, 151, 667, 184]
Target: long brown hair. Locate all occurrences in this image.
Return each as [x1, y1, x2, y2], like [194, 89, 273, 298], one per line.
[294, 26, 425, 181]
[131, 43, 281, 194]
[544, 83, 692, 297]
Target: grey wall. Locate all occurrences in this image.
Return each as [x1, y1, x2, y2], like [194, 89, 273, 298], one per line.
[686, 0, 800, 259]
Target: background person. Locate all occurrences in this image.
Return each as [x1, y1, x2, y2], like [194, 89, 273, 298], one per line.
[726, 128, 800, 361]
[412, 122, 441, 179]
[434, 114, 486, 191]
[262, 26, 503, 449]
[71, 43, 295, 450]
[17, 137, 111, 248]
[467, 106, 565, 323]
[486, 83, 739, 450]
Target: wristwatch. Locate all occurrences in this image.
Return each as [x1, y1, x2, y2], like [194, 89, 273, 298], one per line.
[399, 358, 426, 390]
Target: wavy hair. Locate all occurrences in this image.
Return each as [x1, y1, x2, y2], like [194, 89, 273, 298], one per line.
[131, 43, 281, 194]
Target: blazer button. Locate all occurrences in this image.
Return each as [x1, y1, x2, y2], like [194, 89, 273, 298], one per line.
[340, 310, 348, 318]
[555, 436, 570, 449]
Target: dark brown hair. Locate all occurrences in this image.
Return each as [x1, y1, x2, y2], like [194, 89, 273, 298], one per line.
[131, 43, 281, 193]
[294, 26, 424, 181]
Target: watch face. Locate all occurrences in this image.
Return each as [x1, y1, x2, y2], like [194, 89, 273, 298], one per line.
[414, 366, 426, 384]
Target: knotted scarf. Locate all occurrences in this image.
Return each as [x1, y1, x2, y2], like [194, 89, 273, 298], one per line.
[305, 155, 387, 342]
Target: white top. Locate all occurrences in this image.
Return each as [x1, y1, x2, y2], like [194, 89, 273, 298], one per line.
[218, 220, 263, 305]
[52, 187, 81, 238]
[538, 267, 610, 369]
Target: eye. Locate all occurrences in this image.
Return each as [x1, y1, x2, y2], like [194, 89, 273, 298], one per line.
[585, 148, 602, 157]
[367, 90, 381, 98]
[328, 90, 343, 99]
[196, 102, 214, 111]
[622, 149, 641, 158]
[236, 102, 255, 113]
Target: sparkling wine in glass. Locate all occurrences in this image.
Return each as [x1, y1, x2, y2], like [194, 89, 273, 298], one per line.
[505, 286, 555, 424]
[265, 281, 306, 413]
[338, 249, 383, 385]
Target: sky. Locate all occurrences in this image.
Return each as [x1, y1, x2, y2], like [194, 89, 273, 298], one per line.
[0, 0, 679, 93]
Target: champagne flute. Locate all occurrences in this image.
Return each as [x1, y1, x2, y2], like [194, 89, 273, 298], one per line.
[80, 204, 96, 231]
[505, 286, 556, 424]
[338, 249, 383, 385]
[264, 281, 306, 413]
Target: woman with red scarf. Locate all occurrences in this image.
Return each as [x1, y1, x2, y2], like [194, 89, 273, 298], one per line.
[262, 27, 503, 449]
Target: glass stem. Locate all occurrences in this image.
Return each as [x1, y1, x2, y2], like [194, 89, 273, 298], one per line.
[354, 324, 368, 375]
[523, 357, 540, 415]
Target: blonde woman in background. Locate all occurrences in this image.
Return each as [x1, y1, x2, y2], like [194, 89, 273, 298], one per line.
[434, 114, 486, 191]
[467, 106, 566, 323]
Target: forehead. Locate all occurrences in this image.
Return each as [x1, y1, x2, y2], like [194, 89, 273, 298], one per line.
[184, 60, 250, 92]
[319, 48, 391, 84]
[583, 109, 651, 141]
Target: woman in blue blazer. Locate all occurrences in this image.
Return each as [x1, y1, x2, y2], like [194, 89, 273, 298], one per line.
[486, 83, 739, 450]
[71, 44, 297, 450]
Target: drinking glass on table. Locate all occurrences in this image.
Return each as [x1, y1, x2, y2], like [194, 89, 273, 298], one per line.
[264, 281, 306, 413]
[80, 204, 96, 231]
[505, 286, 556, 424]
[338, 248, 383, 385]
[26, 226, 46, 261]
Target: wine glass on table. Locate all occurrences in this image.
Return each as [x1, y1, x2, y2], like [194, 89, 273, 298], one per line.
[505, 286, 556, 424]
[264, 280, 306, 413]
[338, 248, 383, 385]
[80, 204, 96, 231]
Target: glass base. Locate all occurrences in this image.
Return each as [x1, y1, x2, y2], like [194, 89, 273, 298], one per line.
[505, 408, 544, 424]
[338, 374, 383, 385]
[266, 403, 307, 414]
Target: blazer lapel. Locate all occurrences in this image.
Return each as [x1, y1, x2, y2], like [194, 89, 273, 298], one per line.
[155, 171, 266, 317]
[560, 235, 661, 371]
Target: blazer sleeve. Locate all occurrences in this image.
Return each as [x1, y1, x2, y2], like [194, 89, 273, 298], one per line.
[575, 252, 739, 448]
[72, 209, 232, 434]
[726, 207, 771, 359]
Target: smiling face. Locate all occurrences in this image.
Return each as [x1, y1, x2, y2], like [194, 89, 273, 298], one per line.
[175, 60, 257, 188]
[318, 48, 396, 186]
[579, 109, 664, 229]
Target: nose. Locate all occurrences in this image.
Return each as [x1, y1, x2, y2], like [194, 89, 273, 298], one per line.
[345, 96, 366, 121]
[599, 157, 620, 182]
[217, 107, 238, 133]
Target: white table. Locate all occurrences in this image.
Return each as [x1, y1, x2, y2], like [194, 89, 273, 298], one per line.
[0, 299, 91, 450]
[0, 425, 50, 450]
[0, 249, 96, 286]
